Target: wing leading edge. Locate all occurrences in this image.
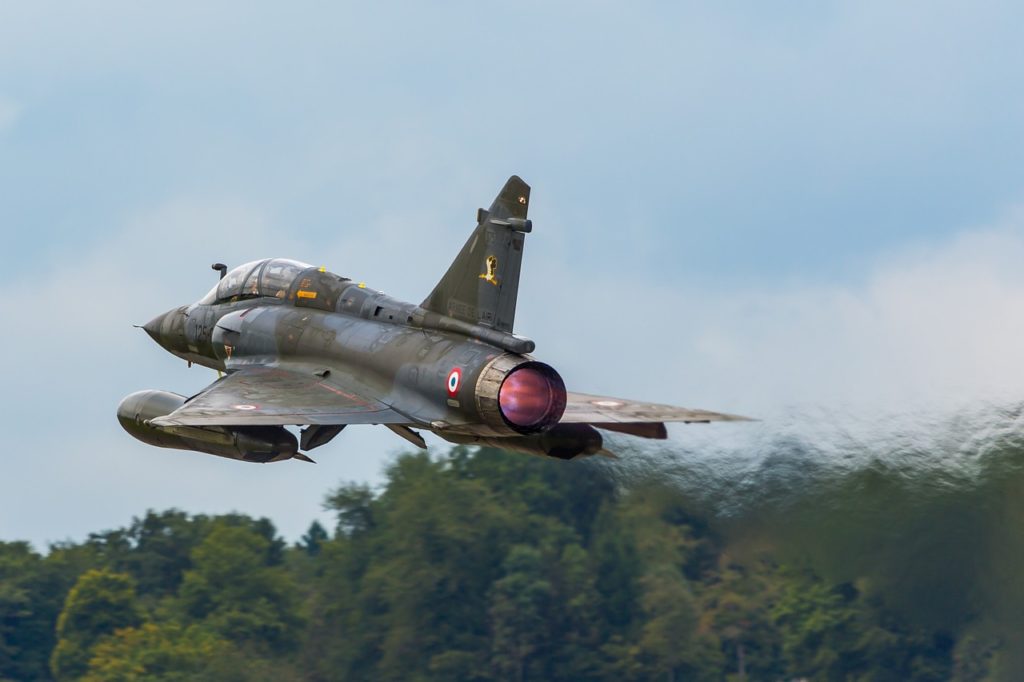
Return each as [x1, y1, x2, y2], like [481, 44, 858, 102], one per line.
[150, 366, 410, 427]
[150, 371, 749, 441]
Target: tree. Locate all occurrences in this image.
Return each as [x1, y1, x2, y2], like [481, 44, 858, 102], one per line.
[177, 523, 302, 652]
[549, 543, 604, 680]
[637, 564, 701, 682]
[324, 484, 376, 537]
[489, 545, 554, 682]
[697, 553, 789, 681]
[118, 510, 206, 597]
[50, 569, 141, 680]
[315, 453, 528, 679]
[772, 570, 953, 681]
[0, 541, 66, 680]
[82, 622, 228, 681]
[299, 521, 329, 556]
[595, 485, 724, 681]
[375, 453, 516, 678]
[6, 446, 972, 680]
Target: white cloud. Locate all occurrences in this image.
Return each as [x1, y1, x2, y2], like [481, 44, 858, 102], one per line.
[523, 206, 1024, 415]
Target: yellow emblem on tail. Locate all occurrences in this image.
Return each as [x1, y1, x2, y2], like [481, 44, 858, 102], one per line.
[479, 255, 499, 286]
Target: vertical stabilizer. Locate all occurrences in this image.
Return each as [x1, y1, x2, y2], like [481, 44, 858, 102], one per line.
[421, 176, 532, 332]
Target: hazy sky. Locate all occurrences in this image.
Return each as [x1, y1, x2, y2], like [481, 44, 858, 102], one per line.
[2, 2, 1023, 548]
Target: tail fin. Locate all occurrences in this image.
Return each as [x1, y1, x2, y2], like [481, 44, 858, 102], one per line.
[421, 176, 532, 333]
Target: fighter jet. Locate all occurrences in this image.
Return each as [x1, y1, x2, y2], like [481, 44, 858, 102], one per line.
[118, 176, 749, 464]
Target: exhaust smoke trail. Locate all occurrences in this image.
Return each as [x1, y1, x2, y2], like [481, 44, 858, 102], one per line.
[597, 401, 1024, 675]
[551, 216, 1024, 674]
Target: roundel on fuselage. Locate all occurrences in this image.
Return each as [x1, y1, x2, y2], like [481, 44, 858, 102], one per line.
[447, 368, 462, 397]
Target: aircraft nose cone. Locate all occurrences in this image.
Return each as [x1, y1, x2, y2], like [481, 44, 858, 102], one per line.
[142, 312, 166, 343]
[142, 306, 188, 354]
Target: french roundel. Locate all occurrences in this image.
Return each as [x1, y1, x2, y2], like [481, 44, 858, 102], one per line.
[446, 368, 462, 397]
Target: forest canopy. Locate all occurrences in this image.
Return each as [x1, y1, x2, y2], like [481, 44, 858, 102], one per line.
[0, 446, 998, 681]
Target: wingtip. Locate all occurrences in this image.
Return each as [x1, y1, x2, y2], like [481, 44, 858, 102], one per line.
[293, 452, 316, 464]
[687, 412, 758, 424]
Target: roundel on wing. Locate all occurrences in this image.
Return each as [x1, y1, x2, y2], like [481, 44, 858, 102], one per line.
[447, 368, 462, 397]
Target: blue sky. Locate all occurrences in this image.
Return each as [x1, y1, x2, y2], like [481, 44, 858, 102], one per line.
[2, 1, 1024, 547]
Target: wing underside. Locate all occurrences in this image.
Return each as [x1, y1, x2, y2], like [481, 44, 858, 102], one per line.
[150, 366, 409, 427]
[560, 391, 752, 440]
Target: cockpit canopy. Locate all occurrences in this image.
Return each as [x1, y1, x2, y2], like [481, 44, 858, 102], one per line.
[199, 259, 313, 305]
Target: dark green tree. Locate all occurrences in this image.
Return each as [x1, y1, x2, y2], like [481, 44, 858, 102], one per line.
[118, 510, 206, 597]
[489, 545, 554, 682]
[0, 542, 67, 680]
[178, 522, 302, 652]
[50, 569, 141, 680]
[0, 445, 974, 681]
[299, 520, 329, 556]
[701, 555, 782, 680]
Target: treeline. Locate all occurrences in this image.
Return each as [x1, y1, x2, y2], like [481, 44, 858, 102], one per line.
[0, 447, 990, 680]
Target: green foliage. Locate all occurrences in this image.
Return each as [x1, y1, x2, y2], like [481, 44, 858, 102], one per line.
[178, 522, 302, 651]
[113, 510, 205, 597]
[51, 569, 142, 680]
[488, 545, 554, 681]
[0, 541, 69, 681]
[4, 447, 969, 680]
[324, 484, 376, 537]
[82, 622, 228, 681]
[82, 621, 305, 682]
[772, 570, 953, 681]
[952, 633, 1000, 681]
[702, 555, 782, 679]
[299, 521, 328, 556]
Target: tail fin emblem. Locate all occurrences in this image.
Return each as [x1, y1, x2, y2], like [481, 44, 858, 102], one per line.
[479, 255, 500, 286]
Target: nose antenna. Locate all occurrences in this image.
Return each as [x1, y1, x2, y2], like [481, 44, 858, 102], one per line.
[211, 263, 227, 280]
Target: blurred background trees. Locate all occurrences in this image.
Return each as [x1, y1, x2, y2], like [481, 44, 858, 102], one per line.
[0, 447, 973, 680]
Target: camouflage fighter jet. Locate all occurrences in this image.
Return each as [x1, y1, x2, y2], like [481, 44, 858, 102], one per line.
[118, 176, 749, 463]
